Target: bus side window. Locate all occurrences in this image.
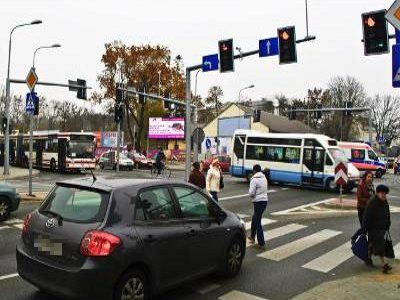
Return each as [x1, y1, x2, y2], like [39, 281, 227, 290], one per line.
[233, 136, 245, 159]
[325, 154, 333, 166]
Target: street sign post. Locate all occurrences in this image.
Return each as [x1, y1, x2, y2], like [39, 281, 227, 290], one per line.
[259, 37, 279, 57]
[26, 67, 38, 91]
[386, 0, 400, 31]
[202, 54, 219, 72]
[335, 161, 348, 202]
[377, 135, 386, 144]
[393, 44, 400, 87]
[25, 92, 37, 114]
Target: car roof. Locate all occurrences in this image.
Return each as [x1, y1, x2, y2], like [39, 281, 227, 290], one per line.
[55, 177, 187, 193]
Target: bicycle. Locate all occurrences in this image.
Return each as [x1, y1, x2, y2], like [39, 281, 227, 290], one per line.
[151, 161, 172, 179]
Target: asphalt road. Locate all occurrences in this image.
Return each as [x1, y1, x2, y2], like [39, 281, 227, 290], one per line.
[1, 171, 399, 300]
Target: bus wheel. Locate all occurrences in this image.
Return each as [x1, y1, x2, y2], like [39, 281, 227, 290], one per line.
[50, 159, 56, 172]
[375, 169, 384, 178]
[326, 178, 338, 193]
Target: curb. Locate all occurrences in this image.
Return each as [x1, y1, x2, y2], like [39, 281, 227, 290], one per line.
[20, 192, 47, 202]
[0, 170, 40, 181]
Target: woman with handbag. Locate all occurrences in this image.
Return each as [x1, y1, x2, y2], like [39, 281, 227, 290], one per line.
[362, 184, 392, 273]
[206, 159, 222, 201]
[356, 171, 375, 226]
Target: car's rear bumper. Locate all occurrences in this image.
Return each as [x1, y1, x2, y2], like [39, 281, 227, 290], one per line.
[16, 242, 118, 299]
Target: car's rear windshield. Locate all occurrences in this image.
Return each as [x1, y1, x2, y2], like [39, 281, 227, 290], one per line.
[40, 185, 110, 223]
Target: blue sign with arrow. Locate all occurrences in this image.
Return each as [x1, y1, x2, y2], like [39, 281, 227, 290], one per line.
[259, 37, 279, 57]
[392, 44, 400, 88]
[202, 54, 219, 72]
[205, 138, 212, 149]
[25, 92, 37, 114]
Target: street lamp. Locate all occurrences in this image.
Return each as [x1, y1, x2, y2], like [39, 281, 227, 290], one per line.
[238, 85, 255, 103]
[4, 19, 42, 175]
[27, 43, 61, 196]
[158, 70, 161, 96]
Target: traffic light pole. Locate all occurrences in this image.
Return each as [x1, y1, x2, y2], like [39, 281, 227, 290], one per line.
[28, 110, 34, 195]
[116, 121, 121, 173]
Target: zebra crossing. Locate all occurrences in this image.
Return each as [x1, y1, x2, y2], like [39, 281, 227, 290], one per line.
[0, 218, 24, 231]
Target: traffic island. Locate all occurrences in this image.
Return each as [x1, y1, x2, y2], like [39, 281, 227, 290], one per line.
[291, 262, 400, 300]
[20, 192, 47, 202]
[0, 166, 40, 180]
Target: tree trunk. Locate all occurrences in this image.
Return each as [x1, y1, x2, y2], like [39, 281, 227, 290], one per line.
[136, 102, 146, 150]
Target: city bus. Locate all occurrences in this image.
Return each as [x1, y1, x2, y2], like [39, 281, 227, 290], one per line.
[338, 142, 386, 178]
[0, 131, 96, 172]
[230, 130, 360, 192]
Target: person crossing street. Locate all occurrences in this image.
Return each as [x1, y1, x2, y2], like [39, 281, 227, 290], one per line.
[248, 164, 269, 249]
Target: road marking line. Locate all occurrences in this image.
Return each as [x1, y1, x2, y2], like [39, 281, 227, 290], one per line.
[4, 218, 23, 225]
[394, 242, 400, 259]
[237, 213, 251, 219]
[219, 290, 268, 300]
[271, 198, 337, 215]
[246, 223, 307, 248]
[194, 282, 221, 294]
[13, 224, 23, 229]
[244, 218, 276, 231]
[0, 226, 11, 230]
[302, 241, 353, 273]
[220, 190, 277, 201]
[257, 229, 342, 261]
[0, 273, 19, 281]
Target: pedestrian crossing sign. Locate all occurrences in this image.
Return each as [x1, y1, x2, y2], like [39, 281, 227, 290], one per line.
[25, 92, 37, 114]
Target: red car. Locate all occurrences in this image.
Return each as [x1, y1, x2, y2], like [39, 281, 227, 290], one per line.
[202, 155, 231, 173]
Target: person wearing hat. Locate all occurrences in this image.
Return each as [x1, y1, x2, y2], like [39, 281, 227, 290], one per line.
[189, 162, 206, 189]
[206, 159, 222, 201]
[362, 184, 392, 273]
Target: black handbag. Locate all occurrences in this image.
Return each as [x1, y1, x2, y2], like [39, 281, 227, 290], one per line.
[384, 231, 395, 259]
[219, 175, 224, 190]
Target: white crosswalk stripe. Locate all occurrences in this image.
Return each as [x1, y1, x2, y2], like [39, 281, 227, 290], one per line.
[4, 218, 23, 225]
[13, 224, 24, 230]
[244, 218, 276, 231]
[302, 241, 353, 273]
[193, 282, 221, 295]
[237, 213, 251, 219]
[394, 242, 400, 260]
[0, 225, 11, 230]
[257, 229, 342, 261]
[246, 223, 307, 247]
[219, 290, 268, 300]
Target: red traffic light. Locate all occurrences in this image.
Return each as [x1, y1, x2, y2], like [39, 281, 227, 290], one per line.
[281, 31, 290, 40]
[365, 17, 376, 27]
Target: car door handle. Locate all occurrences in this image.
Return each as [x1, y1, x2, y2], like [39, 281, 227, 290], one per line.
[144, 235, 157, 243]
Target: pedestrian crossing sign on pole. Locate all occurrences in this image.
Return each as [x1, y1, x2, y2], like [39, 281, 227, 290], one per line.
[335, 161, 348, 186]
[25, 92, 37, 115]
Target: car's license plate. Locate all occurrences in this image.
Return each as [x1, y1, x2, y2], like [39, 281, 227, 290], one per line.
[34, 236, 63, 256]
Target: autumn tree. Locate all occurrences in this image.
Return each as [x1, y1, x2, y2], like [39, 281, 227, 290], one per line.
[205, 86, 223, 117]
[96, 42, 186, 149]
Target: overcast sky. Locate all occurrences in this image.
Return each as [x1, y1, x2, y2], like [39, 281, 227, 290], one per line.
[1, 0, 399, 106]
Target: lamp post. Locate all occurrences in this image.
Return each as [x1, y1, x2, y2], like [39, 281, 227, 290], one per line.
[27, 43, 61, 196]
[238, 85, 255, 103]
[158, 70, 161, 96]
[4, 19, 42, 175]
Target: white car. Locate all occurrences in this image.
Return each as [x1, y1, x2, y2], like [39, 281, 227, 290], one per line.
[98, 151, 134, 170]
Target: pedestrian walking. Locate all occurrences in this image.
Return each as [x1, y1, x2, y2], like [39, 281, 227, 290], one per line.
[356, 171, 374, 226]
[189, 162, 206, 189]
[206, 159, 222, 201]
[362, 184, 392, 273]
[248, 164, 268, 249]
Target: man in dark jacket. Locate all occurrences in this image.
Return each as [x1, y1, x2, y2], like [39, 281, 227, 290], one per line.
[189, 162, 206, 189]
[362, 184, 392, 273]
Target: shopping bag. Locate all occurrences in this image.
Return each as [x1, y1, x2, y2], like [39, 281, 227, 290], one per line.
[351, 233, 369, 262]
[385, 232, 395, 259]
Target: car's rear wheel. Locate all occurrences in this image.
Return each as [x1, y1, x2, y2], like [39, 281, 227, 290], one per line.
[114, 268, 148, 300]
[222, 238, 244, 278]
[0, 197, 11, 222]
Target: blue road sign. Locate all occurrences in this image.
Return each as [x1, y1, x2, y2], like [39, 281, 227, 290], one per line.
[259, 37, 279, 57]
[25, 92, 37, 114]
[202, 54, 219, 72]
[376, 136, 385, 144]
[205, 138, 212, 149]
[392, 44, 400, 88]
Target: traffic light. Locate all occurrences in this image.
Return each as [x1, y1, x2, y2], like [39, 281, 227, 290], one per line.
[362, 10, 389, 56]
[218, 39, 234, 73]
[114, 103, 124, 123]
[1, 117, 7, 133]
[116, 82, 124, 103]
[345, 102, 353, 116]
[316, 104, 322, 119]
[33, 93, 39, 116]
[77, 79, 87, 100]
[278, 26, 297, 64]
[288, 107, 296, 120]
[253, 109, 261, 123]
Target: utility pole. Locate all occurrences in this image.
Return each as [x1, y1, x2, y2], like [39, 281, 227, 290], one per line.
[185, 69, 191, 181]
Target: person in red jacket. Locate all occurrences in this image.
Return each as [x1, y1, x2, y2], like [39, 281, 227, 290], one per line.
[189, 162, 206, 189]
[356, 171, 374, 225]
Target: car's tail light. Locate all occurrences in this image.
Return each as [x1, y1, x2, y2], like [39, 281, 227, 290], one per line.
[22, 213, 32, 234]
[80, 230, 121, 257]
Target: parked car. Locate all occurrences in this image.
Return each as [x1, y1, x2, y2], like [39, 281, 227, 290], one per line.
[202, 155, 231, 173]
[17, 178, 246, 300]
[128, 152, 153, 169]
[98, 151, 134, 170]
[0, 183, 21, 221]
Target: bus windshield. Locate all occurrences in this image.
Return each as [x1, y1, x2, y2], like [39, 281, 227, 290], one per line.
[328, 148, 348, 162]
[67, 141, 94, 159]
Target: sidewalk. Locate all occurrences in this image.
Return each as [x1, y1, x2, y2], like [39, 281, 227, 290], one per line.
[0, 166, 39, 180]
[292, 262, 400, 300]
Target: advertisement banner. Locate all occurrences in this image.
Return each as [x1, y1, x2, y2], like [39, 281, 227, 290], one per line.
[101, 131, 124, 148]
[148, 117, 185, 139]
